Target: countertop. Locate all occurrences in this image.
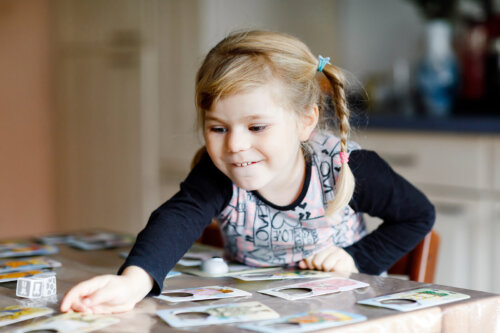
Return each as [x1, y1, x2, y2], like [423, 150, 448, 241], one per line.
[352, 114, 500, 134]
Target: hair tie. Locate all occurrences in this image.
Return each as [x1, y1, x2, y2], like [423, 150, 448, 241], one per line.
[339, 152, 349, 164]
[317, 55, 331, 72]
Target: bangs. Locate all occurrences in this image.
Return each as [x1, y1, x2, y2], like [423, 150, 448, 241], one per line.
[199, 54, 277, 112]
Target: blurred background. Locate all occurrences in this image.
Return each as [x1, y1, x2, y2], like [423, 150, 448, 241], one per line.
[1, 0, 499, 292]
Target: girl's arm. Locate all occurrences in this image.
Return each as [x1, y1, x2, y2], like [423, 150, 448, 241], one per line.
[118, 152, 232, 295]
[343, 150, 436, 274]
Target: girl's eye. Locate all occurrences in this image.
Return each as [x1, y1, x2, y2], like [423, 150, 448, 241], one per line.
[210, 126, 227, 133]
[249, 125, 267, 132]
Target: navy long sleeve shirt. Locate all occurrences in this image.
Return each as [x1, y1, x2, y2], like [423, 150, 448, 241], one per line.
[120, 149, 435, 295]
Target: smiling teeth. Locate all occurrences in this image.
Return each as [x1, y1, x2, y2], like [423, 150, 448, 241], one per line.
[235, 162, 253, 167]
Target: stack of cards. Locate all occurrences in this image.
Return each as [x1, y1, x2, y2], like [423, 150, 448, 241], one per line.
[0, 257, 61, 274]
[259, 277, 369, 300]
[0, 270, 49, 284]
[35, 234, 72, 245]
[156, 285, 251, 303]
[156, 301, 279, 328]
[239, 309, 367, 332]
[66, 231, 134, 250]
[0, 305, 53, 328]
[357, 288, 470, 311]
[35, 230, 135, 250]
[0, 242, 58, 258]
[0, 257, 61, 275]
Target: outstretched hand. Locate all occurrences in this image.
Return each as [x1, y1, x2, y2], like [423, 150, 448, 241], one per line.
[298, 245, 358, 273]
[60, 266, 153, 314]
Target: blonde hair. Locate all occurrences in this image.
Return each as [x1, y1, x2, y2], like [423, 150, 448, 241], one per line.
[195, 30, 355, 216]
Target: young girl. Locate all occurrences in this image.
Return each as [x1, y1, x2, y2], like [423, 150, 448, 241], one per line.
[61, 30, 435, 314]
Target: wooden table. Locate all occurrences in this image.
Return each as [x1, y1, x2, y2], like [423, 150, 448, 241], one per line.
[1, 244, 499, 332]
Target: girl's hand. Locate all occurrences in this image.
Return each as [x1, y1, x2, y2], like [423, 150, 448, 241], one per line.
[60, 266, 153, 314]
[298, 246, 359, 273]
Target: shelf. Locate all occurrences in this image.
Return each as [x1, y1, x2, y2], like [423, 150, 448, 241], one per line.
[352, 114, 500, 134]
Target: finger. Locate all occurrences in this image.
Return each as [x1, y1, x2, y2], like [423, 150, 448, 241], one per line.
[311, 248, 335, 270]
[322, 252, 342, 272]
[297, 260, 307, 269]
[303, 254, 317, 270]
[67, 299, 92, 314]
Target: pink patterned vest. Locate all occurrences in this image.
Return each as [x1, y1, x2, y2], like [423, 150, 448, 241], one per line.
[215, 131, 367, 266]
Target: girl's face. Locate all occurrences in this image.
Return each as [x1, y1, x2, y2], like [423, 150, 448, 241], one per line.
[204, 83, 317, 203]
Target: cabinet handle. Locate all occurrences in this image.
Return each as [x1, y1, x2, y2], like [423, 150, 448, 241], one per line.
[380, 153, 417, 167]
[434, 202, 465, 216]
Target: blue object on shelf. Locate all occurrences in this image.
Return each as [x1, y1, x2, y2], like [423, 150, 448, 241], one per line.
[416, 20, 459, 117]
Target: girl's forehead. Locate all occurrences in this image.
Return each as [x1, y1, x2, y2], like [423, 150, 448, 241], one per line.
[207, 85, 287, 119]
[213, 81, 288, 109]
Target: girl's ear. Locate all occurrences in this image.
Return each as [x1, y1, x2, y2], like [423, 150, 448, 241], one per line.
[299, 104, 319, 141]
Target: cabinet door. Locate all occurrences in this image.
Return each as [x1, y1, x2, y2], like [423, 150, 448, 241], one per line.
[55, 0, 160, 232]
[431, 196, 492, 292]
[493, 202, 500, 294]
[493, 138, 500, 192]
[354, 131, 490, 190]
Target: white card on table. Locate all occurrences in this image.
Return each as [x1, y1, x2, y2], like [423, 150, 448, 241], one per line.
[155, 285, 251, 303]
[357, 288, 470, 312]
[259, 277, 369, 300]
[12, 312, 120, 333]
[156, 301, 279, 327]
[239, 309, 367, 332]
[0, 305, 53, 327]
[231, 269, 334, 281]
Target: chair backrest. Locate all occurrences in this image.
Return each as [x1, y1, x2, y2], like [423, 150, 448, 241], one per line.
[191, 147, 440, 283]
[388, 230, 440, 283]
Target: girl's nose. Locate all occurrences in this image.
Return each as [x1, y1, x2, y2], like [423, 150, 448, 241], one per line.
[226, 130, 251, 153]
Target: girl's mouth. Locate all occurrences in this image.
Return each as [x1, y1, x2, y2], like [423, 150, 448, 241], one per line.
[233, 161, 259, 167]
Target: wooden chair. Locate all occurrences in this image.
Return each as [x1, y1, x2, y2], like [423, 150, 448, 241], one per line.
[192, 147, 440, 283]
[388, 230, 440, 283]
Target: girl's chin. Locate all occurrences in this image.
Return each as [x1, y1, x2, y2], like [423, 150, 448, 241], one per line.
[231, 179, 263, 192]
[234, 183, 260, 192]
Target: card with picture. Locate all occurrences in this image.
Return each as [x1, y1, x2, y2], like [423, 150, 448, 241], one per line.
[156, 301, 279, 328]
[239, 309, 367, 332]
[156, 285, 251, 303]
[357, 288, 470, 312]
[258, 277, 369, 300]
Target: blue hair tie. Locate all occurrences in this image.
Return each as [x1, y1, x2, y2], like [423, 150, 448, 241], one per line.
[317, 55, 331, 72]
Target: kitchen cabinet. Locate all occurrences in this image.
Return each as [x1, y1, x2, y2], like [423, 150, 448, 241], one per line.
[54, 0, 160, 233]
[494, 138, 500, 191]
[494, 202, 500, 293]
[354, 130, 499, 293]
